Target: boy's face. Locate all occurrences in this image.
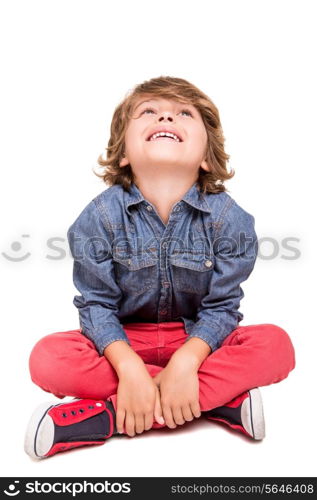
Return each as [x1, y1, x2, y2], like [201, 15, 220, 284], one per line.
[119, 96, 209, 177]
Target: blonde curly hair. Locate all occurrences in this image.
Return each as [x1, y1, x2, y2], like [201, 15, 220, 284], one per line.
[93, 76, 234, 194]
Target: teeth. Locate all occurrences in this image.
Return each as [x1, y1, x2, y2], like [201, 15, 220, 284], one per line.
[149, 131, 180, 142]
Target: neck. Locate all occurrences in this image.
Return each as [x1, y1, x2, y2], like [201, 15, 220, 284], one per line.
[134, 175, 198, 225]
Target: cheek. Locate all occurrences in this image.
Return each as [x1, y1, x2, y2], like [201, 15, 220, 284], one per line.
[125, 128, 142, 153]
[187, 129, 208, 151]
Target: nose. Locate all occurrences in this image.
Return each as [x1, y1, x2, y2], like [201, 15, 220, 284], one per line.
[158, 111, 174, 122]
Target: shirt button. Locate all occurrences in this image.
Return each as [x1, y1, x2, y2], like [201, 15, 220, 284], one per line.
[146, 205, 153, 211]
[204, 259, 213, 268]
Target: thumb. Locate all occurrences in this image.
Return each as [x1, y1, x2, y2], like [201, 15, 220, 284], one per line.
[154, 388, 165, 425]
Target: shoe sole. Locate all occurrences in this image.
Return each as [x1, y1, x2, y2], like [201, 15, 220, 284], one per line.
[24, 401, 65, 459]
[241, 388, 266, 440]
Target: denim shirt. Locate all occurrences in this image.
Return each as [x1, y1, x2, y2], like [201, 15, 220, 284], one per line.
[67, 181, 258, 356]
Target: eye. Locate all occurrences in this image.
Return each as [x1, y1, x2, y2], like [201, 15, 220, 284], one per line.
[180, 109, 192, 117]
[140, 107, 193, 116]
[141, 107, 155, 115]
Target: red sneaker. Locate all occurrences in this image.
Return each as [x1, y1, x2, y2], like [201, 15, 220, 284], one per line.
[204, 388, 265, 440]
[24, 398, 116, 459]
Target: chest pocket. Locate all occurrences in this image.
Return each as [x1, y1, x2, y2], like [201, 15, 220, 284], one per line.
[170, 250, 214, 295]
[113, 247, 158, 297]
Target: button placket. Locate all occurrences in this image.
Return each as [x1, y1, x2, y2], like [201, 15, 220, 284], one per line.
[156, 212, 182, 321]
[159, 239, 170, 319]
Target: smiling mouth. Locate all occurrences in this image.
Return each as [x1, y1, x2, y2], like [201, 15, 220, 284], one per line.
[149, 137, 180, 143]
[146, 131, 183, 142]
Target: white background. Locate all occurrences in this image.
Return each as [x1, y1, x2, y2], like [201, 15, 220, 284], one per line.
[1, 0, 316, 477]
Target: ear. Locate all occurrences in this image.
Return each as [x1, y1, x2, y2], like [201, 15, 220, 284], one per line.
[119, 156, 129, 168]
[200, 158, 209, 173]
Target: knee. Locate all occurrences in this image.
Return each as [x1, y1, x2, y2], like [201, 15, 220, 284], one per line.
[28, 333, 66, 384]
[261, 324, 296, 372]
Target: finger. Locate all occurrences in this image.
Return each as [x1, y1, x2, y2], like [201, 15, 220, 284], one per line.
[190, 401, 202, 419]
[162, 404, 177, 429]
[172, 406, 186, 426]
[125, 412, 136, 437]
[144, 411, 154, 431]
[116, 408, 126, 434]
[135, 413, 145, 434]
[182, 404, 194, 422]
[154, 389, 165, 425]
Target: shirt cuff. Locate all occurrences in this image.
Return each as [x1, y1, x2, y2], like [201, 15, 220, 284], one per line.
[80, 321, 131, 356]
[183, 320, 227, 353]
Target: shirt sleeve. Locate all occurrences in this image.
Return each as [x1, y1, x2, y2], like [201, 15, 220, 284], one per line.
[67, 198, 131, 356]
[184, 198, 258, 353]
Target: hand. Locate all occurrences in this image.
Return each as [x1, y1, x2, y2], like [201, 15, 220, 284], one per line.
[152, 370, 163, 388]
[153, 358, 201, 429]
[116, 365, 165, 437]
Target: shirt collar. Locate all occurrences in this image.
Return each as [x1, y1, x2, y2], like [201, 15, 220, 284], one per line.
[125, 181, 212, 215]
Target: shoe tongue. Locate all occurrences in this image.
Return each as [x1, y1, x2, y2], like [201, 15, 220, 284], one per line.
[53, 412, 112, 444]
[207, 405, 242, 426]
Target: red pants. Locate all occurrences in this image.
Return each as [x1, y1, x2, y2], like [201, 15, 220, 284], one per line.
[28, 322, 296, 431]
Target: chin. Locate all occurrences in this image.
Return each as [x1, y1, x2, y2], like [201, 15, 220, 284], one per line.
[147, 155, 182, 164]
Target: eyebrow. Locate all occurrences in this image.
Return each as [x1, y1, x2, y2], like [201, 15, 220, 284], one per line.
[133, 99, 155, 112]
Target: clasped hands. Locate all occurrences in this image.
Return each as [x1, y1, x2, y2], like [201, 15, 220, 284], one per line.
[115, 351, 202, 437]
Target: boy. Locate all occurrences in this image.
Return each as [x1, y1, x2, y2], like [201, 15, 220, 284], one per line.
[24, 76, 296, 459]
